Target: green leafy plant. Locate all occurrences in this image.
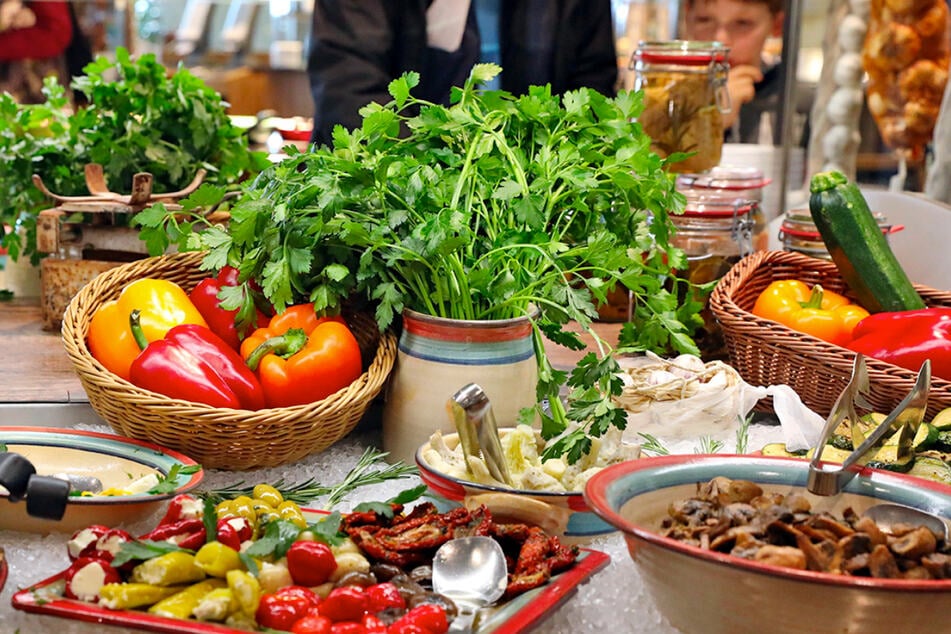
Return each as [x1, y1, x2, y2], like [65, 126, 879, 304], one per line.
[0, 47, 268, 264]
[137, 64, 705, 464]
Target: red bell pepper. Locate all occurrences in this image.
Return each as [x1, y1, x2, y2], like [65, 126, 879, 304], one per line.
[190, 266, 271, 351]
[847, 307, 951, 381]
[139, 518, 207, 550]
[240, 304, 363, 408]
[128, 310, 266, 410]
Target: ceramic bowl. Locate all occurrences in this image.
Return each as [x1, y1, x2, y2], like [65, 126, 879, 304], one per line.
[584, 454, 951, 634]
[1, 427, 203, 533]
[416, 430, 615, 542]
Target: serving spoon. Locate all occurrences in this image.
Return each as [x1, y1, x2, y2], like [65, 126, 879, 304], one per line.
[432, 536, 508, 633]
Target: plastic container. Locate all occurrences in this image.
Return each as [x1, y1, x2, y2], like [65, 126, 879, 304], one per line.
[631, 40, 731, 173]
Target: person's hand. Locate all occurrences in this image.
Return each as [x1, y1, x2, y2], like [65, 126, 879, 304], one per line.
[722, 64, 763, 129]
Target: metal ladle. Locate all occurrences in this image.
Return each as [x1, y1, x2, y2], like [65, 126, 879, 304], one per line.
[432, 536, 508, 633]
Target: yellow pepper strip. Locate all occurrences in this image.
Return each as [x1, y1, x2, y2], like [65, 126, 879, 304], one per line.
[751, 280, 870, 347]
[192, 587, 236, 622]
[194, 541, 243, 578]
[226, 569, 261, 618]
[148, 578, 227, 619]
[87, 278, 208, 380]
[98, 582, 184, 610]
[131, 551, 207, 587]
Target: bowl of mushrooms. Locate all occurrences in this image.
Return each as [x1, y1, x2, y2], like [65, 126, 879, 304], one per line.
[584, 453, 951, 634]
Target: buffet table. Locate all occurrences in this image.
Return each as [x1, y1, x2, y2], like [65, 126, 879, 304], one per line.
[0, 298, 681, 633]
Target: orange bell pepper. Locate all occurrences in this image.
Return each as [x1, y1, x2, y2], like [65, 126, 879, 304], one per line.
[751, 280, 869, 347]
[240, 304, 363, 408]
[87, 279, 208, 380]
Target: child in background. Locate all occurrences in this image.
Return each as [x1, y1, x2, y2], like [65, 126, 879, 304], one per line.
[683, 0, 786, 144]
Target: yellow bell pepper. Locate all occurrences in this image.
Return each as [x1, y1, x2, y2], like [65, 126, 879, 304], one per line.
[751, 280, 870, 346]
[87, 279, 208, 380]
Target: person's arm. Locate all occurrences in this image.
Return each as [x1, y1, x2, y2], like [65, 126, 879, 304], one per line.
[0, 1, 72, 61]
[307, 0, 404, 146]
[561, 0, 617, 95]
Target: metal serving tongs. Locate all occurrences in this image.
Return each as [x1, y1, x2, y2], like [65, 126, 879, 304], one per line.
[807, 354, 931, 497]
[447, 383, 513, 487]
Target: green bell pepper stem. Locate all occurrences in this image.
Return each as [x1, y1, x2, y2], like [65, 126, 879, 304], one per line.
[244, 328, 308, 371]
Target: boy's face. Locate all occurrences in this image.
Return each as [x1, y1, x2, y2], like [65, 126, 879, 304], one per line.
[684, 0, 784, 68]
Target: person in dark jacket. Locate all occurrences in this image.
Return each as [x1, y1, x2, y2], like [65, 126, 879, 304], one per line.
[307, 0, 618, 146]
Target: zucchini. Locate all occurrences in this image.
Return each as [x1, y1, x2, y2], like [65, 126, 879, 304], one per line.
[907, 456, 951, 485]
[809, 171, 926, 313]
[760, 442, 806, 458]
[931, 407, 951, 431]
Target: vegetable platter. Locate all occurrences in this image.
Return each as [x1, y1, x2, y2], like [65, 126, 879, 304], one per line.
[61, 251, 396, 470]
[12, 493, 609, 634]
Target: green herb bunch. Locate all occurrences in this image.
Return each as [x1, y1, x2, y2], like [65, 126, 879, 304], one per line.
[0, 47, 268, 263]
[138, 65, 704, 463]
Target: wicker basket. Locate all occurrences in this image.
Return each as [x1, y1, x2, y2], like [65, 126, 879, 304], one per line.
[710, 249, 951, 419]
[61, 251, 397, 471]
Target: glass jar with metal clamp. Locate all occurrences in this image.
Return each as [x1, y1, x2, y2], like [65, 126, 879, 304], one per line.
[671, 190, 766, 359]
[631, 40, 731, 173]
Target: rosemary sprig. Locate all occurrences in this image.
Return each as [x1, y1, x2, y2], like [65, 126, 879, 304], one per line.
[200, 448, 418, 507]
[638, 433, 670, 456]
[735, 413, 753, 454]
[696, 436, 724, 454]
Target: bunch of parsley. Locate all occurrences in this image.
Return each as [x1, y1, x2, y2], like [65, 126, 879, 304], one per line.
[137, 65, 704, 463]
[0, 47, 268, 264]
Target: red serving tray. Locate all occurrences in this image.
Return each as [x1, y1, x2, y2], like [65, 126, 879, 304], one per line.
[12, 509, 609, 634]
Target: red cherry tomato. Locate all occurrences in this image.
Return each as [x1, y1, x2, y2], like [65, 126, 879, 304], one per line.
[292, 614, 333, 634]
[286, 540, 339, 587]
[365, 582, 405, 613]
[388, 604, 449, 634]
[362, 613, 387, 634]
[256, 587, 318, 630]
[320, 585, 369, 622]
[331, 621, 366, 634]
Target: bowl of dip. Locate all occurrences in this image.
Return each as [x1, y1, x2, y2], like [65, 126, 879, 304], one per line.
[416, 426, 639, 542]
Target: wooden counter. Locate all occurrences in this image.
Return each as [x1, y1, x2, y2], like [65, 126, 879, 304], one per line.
[0, 297, 624, 405]
[0, 298, 87, 404]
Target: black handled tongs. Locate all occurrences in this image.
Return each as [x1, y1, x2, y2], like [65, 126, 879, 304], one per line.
[807, 354, 931, 496]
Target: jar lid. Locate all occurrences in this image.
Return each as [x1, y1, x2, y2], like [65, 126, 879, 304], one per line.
[677, 165, 772, 191]
[634, 40, 729, 66]
[682, 199, 757, 218]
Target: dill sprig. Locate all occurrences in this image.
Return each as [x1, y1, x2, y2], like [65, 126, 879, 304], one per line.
[200, 448, 418, 507]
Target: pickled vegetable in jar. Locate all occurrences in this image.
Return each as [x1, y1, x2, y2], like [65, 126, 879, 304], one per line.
[671, 194, 766, 360]
[632, 40, 731, 174]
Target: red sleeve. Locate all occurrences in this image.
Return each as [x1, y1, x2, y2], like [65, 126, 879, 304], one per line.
[0, 2, 73, 61]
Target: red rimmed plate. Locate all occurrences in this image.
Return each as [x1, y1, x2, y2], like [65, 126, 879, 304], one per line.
[12, 509, 608, 633]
